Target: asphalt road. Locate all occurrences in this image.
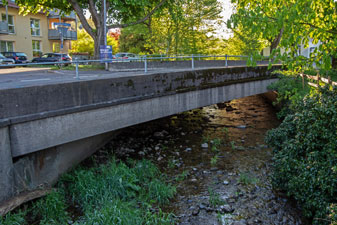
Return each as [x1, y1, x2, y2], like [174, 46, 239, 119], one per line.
[0, 67, 180, 90]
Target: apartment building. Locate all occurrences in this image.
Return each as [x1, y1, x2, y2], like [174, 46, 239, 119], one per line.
[0, 0, 77, 60]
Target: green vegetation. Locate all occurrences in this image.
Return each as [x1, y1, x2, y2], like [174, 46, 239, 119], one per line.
[0, 211, 26, 225]
[208, 187, 225, 207]
[210, 154, 219, 166]
[265, 86, 337, 224]
[175, 170, 189, 182]
[229, 0, 337, 70]
[16, 0, 167, 58]
[238, 172, 258, 186]
[31, 190, 70, 224]
[230, 141, 236, 150]
[1, 159, 176, 225]
[119, 0, 223, 55]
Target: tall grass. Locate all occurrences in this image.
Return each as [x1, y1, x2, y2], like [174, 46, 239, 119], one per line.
[1, 158, 176, 225]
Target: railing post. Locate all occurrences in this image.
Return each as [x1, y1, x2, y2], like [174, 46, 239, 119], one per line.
[144, 55, 147, 73]
[225, 54, 228, 67]
[192, 54, 194, 70]
[75, 58, 79, 80]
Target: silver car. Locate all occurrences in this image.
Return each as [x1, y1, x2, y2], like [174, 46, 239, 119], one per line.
[115, 52, 140, 62]
[0, 53, 15, 67]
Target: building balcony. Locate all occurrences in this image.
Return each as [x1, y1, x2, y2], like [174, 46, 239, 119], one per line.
[48, 29, 77, 40]
[48, 10, 77, 21]
[0, 21, 9, 34]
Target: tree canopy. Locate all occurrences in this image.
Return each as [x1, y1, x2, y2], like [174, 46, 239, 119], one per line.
[119, 0, 223, 55]
[13, 0, 168, 58]
[228, 0, 337, 70]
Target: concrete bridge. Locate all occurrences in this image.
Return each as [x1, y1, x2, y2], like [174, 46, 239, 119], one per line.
[0, 65, 280, 203]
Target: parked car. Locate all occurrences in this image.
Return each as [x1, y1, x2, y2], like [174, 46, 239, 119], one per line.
[0, 53, 15, 67]
[31, 53, 72, 65]
[115, 52, 140, 61]
[1, 52, 28, 64]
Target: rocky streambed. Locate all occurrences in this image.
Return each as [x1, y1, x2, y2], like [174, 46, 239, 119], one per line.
[94, 94, 308, 225]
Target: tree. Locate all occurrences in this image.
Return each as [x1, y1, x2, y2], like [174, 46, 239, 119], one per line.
[70, 29, 118, 57]
[14, 0, 168, 58]
[228, 0, 337, 70]
[223, 26, 266, 56]
[119, 0, 223, 55]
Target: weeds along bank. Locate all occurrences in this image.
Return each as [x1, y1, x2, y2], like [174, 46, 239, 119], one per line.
[0, 159, 176, 225]
[266, 70, 337, 225]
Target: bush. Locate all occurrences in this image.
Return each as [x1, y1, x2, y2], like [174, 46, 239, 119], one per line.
[266, 87, 337, 224]
[267, 72, 311, 118]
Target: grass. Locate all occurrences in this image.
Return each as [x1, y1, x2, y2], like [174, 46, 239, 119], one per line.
[31, 190, 70, 225]
[175, 170, 189, 182]
[1, 158, 176, 225]
[230, 141, 236, 150]
[210, 154, 219, 166]
[208, 187, 225, 207]
[238, 172, 259, 185]
[0, 211, 26, 225]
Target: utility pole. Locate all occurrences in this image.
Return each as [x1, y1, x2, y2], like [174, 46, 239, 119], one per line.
[103, 0, 108, 70]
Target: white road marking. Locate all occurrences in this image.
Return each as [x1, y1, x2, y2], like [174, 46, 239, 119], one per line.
[74, 75, 99, 78]
[20, 78, 51, 82]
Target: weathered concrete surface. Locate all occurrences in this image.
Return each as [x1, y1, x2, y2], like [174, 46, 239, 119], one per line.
[13, 131, 115, 193]
[10, 78, 278, 157]
[0, 127, 14, 202]
[108, 60, 270, 71]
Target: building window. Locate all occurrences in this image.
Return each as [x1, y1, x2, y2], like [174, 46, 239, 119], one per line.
[0, 41, 14, 52]
[1, 14, 15, 34]
[30, 19, 40, 36]
[32, 40, 41, 57]
[53, 42, 60, 53]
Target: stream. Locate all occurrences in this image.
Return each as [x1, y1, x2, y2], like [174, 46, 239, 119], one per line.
[95, 94, 308, 225]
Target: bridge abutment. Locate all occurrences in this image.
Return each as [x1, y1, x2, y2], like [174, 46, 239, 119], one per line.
[0, 126, 14, 203]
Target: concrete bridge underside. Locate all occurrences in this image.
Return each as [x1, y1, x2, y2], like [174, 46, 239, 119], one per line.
[0, 65, 280, 203]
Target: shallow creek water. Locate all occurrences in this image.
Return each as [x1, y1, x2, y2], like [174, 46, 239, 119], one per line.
[98, 94, 308, 225]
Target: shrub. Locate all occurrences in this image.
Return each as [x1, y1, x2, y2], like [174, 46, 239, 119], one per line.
[266, 87, 337, 224]
[267, 72, 311, 118]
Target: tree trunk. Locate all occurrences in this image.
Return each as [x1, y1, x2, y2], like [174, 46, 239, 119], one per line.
[93, 27, 105, 59]
[270, 27, 284, 54]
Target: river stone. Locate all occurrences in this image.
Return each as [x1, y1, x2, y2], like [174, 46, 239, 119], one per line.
[233, 219, 247, 225]
[219, 204, 234, 213]
[192, 208, 200, 216]
[199, 203, 207, 210]
[201, 143, 209, 148]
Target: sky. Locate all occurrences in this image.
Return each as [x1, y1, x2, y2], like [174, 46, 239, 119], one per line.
[218, 0, 234, 39]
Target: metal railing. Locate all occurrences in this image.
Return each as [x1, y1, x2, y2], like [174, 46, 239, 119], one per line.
[48, 29, 77, 40]
[0, 54, 270, 80]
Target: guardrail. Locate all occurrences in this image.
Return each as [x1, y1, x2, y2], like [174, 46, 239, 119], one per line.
[0, 54, 269, 79]
[300, 73, 337, 88]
